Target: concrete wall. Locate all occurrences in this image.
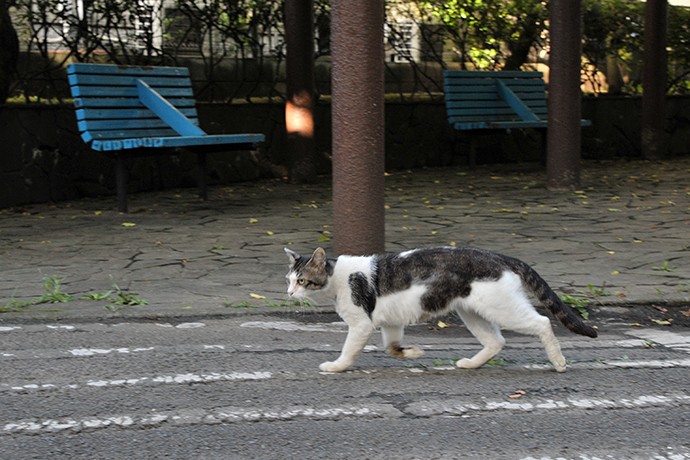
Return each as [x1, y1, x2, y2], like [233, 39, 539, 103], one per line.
[1, 96, 688, 209]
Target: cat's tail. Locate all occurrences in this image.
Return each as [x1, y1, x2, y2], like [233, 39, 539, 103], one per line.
[518, 262, 598, 338]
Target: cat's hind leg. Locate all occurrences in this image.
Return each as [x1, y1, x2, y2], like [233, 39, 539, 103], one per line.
[381, 325, 424, 359]
[454, 309, 506, 369]
[489, 299, 567, 373]
[513, 314, 567, 373]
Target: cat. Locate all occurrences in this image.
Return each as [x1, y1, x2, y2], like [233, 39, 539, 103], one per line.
[284, 245, 597, 373]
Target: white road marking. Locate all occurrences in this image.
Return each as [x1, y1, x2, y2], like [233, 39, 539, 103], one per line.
[68, 347, 155, 356]
[240, 320, 347, 333]
[3, 393, 688, 436]
[402, 393, 690, 417]
[1, 403, 398, 436]
[626, 329, 690, 354]
[175, 322, 206, 329]
[522, 452, 690, 460]
[1, 371, 272, 393]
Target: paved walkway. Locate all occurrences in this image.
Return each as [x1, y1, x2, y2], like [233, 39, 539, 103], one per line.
[0, 159, 688, 322]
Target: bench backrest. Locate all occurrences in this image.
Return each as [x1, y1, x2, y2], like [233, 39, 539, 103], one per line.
[444, 70, 547, 126]
[67, 63, 201, 148]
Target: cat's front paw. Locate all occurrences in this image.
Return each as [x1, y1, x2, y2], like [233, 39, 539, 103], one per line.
[319, 361, 350, 373]
[455, 358, 481, 369]
[402, 345, 424, 359]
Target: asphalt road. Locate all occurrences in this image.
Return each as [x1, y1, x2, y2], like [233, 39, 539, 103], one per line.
[2, 312, 689, 460]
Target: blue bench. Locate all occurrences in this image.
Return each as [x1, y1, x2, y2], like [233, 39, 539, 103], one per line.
[444, 70, 591, 166]
[67, 63, 265, 212]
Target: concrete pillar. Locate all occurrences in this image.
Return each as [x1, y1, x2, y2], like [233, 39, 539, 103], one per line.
[331, 0, 385, 255]
[642, 0, 668, 160]
[284, 0, 317, 182]
[547, 0, 583, 190]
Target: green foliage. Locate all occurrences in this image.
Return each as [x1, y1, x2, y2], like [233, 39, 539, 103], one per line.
[0, 275, 149, 313]
[417, 0, 547, 70]
[106, 282, 149, 310]
[37, 275, 74, 303]
[560, 294, 591, 320]
[652, 260, 675, 273]
[485, 357, 509, 367]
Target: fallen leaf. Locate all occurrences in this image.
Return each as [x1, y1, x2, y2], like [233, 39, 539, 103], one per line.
[121, 222, 136, 227]
[249, 293, 267, 300]
[437, 321, 449, 329]
[509, 390, 527, 399]
[680, 309, 690, 317]
[651, 319, 672, 326]
[249, 218, 258, 224]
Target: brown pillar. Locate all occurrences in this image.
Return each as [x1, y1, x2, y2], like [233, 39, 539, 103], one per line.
[331, 0, 385, 255]
[642, 0, 668, 160]
[285, 0, 317, 182]
[547, 0, 583, 190]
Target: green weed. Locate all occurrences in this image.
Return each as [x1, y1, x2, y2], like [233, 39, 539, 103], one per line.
[485, 357, 509, 367]
[81, 291, 114, 301]
[560, 294, 591, 320]
[37, 276, 74, 303]
[653, 260, 675, 272]
[105, 282, 148, 311]
[225, 301, 254, 308]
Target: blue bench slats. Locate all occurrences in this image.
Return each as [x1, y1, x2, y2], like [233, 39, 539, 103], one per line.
[444, 70, 591, 131]
[444, 70, 591, 166]
[68, 73, 192, 88]
[75, 108, 199, 121]
[67, 63, 265, 211]
[77, 118, 190, 132]
[73, 97, 197, 109]
[82, 128, 180, 143]
[70, 86, 194, 98]
[68, 63, 190, 77]
[89, 134, 266, 152]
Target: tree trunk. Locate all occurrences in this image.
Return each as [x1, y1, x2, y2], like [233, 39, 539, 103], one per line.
[284, 0, 317, 183]
[0, 0, 19, 103]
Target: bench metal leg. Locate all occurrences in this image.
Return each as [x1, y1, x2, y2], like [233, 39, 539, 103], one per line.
[197, 152, 208, 200]
[469, 138, 477, 168]
[115, 154, 128, 213]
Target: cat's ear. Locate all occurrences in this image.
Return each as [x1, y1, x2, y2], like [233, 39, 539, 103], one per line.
[284, 248, 301, 266]
[309, 247, 327, 268]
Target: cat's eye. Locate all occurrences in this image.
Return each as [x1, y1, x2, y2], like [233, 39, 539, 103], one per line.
[297, 278, 306, 285]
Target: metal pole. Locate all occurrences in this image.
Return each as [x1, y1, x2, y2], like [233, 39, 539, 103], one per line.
[642, 0, 668, 160]
[547, 0, 583, 190]
[331, 0, 385, 255]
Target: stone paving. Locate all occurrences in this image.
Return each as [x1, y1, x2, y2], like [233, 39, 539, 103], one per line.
[0, 158, 688, 322]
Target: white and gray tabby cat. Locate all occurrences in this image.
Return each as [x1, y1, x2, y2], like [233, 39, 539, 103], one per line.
[285, 246, 597, 373]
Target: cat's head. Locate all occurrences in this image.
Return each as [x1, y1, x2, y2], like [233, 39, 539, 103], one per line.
[284, 247, 333, 298]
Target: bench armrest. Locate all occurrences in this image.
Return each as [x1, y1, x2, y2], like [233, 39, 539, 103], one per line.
[136, 79, 206, 137]
[495, 80, 540, 122]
